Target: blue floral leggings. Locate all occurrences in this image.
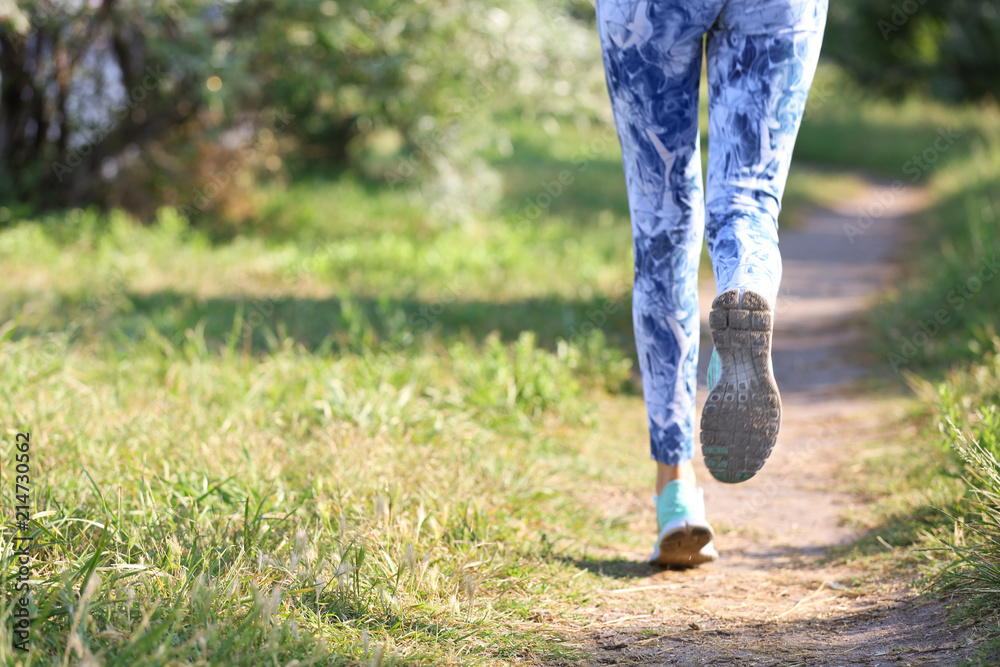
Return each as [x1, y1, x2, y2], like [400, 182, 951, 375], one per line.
[597, 0, 827, 465]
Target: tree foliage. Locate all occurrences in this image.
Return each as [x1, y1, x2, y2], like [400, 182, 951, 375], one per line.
[0, 0, 606, 228]
[825, 0, 1000, 102]
[0, 0, 216, 211]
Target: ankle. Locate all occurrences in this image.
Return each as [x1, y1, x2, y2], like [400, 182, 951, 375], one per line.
[655, 460, 696, 495]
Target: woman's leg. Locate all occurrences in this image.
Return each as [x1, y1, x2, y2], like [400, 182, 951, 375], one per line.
[700, 0, 827, 482]
[597, 0, 720, 482]
[705, 0, 828, 305]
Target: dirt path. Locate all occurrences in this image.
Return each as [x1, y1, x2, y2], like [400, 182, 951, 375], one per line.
[566, 181, 977, 665]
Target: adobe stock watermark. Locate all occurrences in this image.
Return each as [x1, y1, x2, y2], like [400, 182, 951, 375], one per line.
[887, 254, 1000, 372]
[877, 0, 930, 40]
[565, 282, 796, 348]
[803, 75, 834, 121]
[175, 109, 294, 219]
[22, 268, 130, 374]
[515, 128, 616, 226]
[726, 423, 835, 527]
[383, 76, 498, 191]
[381, 2, 581, 194]
[357, 279, 464, 379]
[403, 284, 460, 342]
[224, 267, 461, 358]
[565, 280, 629, 344]
[5, 3, 54, 55]
[844, 127, 960, 243]
[52, 61, 173, 182]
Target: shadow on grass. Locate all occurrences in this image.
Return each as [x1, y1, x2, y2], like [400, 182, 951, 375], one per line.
[7, 286, 640, 364]
[829, 498, 962, 563]
[491, 123, 629, 227]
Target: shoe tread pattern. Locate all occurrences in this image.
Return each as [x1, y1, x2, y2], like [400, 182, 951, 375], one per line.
[701, 289, 781, 484]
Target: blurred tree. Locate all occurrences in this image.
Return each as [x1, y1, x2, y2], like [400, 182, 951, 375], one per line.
[0, 0, 227, 216]
[0, 0, 606, 229]
[825, 0, 1000, 102]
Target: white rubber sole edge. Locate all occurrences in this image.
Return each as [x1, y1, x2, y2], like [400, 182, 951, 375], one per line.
[649, 516, 718, 567]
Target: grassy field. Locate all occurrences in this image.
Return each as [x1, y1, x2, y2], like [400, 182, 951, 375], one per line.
[0, 172, 641, 663]
[2, 62, 1000, 664]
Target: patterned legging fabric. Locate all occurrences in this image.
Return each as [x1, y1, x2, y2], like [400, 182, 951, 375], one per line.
[597, 0, 827, 465]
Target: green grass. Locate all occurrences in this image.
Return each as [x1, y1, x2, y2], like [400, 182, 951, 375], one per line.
[872, 152, 1000, 375]
[0, 317, 626, 664]
[0, 96, 648, 663]
[793, 65, 1000, 179]
[3, 60, 1000, 663]
[0, 199, 645, 663]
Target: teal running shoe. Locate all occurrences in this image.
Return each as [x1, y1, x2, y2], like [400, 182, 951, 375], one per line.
[701, 288, 782, 484]
[707, 345, 773, 390]
[650, 480, 718, 567]
[707, 346, 722, 391]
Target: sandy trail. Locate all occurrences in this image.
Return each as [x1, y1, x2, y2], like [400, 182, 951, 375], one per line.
[566, 181, 976, 665]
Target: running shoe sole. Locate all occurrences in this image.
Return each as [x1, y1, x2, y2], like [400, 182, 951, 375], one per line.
[700, 288, 781, 483]
[649, 517, 717, 568]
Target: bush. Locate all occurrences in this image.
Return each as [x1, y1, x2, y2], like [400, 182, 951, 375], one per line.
[0, 0, 606, 228]
[825, 0, 1000, 102]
